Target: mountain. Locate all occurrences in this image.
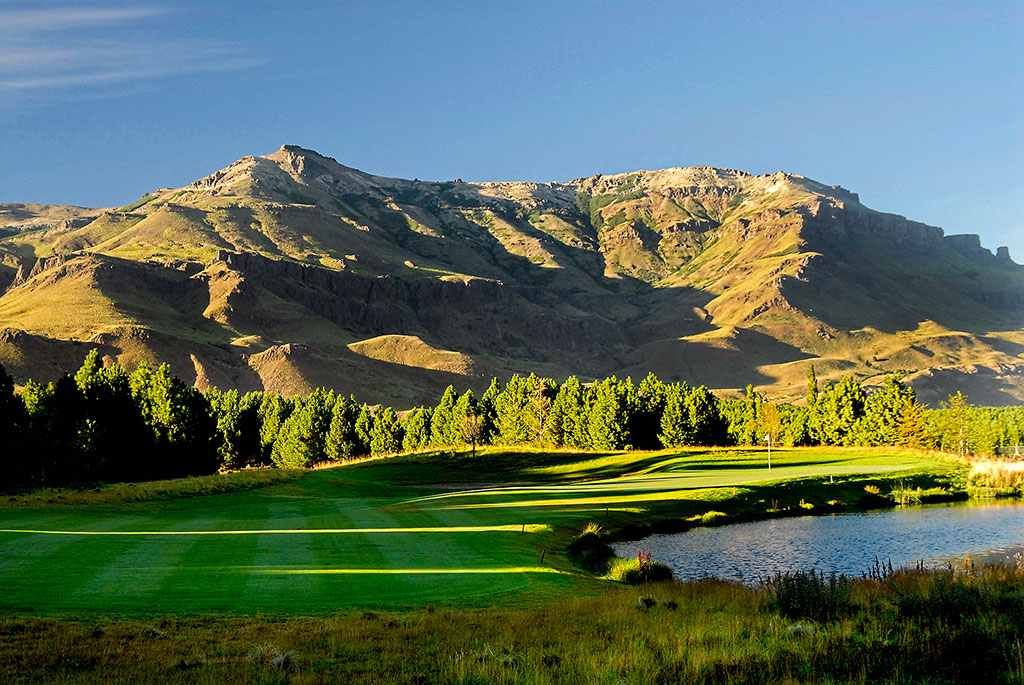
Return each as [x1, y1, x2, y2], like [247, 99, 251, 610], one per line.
[2, 145, 1022, 406]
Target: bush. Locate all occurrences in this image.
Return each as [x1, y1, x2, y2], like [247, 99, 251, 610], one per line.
[687, 510, 728, 526]
[607, 551, 674, 584]
[762, 570, 852, 621]
[567, 524, 614, 573]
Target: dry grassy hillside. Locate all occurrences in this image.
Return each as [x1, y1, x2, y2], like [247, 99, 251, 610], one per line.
[1, 145, 1021, 405]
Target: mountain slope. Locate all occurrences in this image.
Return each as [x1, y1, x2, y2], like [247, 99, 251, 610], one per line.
[1, 145, 1021, 405]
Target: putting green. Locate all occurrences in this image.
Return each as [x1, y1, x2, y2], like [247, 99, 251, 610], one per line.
[0, 447, 951, 616]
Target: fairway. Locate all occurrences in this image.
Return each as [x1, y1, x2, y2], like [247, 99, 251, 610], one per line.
[0, 448, 952, 616]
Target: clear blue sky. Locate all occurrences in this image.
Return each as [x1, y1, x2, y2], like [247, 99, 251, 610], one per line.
[2, 1, 1021, 259]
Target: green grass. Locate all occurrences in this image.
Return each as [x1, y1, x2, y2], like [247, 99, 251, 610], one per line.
[0, 447, 958, 616]
[4, 565, 1024, 683]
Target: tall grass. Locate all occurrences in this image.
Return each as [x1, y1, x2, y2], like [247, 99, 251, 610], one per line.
[4, 564, 1024, 683]
[969, 459, 1024, 494]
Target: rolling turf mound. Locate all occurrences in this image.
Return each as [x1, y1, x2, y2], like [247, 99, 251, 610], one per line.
[1, 145, 1021, 404]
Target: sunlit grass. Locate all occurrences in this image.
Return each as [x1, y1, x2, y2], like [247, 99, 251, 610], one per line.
[0, 446, 964, 615]
[255, 566, 567, 576]
[0, 524, 552, 536]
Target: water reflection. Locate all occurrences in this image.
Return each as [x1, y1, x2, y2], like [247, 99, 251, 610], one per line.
[613, 501, 1024, 581]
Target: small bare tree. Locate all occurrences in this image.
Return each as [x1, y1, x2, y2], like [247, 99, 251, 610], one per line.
[460, 412, 485, 456]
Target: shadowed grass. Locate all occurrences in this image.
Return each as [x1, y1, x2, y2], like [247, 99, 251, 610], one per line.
[0, 446, 963, 616]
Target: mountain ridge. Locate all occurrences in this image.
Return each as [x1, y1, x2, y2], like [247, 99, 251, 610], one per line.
[1, 144, 1021, 406]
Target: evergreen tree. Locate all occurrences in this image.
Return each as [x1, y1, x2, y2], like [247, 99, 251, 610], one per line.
[853, 376, 915, 446]
[258, 393, 292, 462]
[477, 378, 500, 445]
[686, 385, 727, 445]
[402, 407, 433, 451]
[369, 407, 403, 455]
[728, 385, 763, 446]
[325, 395, 360, 461]
[494, 375, 532, 445]
[780, 405, 813, 447]
[271, 388, 334, 468]
[452, 390, 477, 445]
[354, 403, 374, 455]
[430, 385, 458, 447]
[545, 376, 589, 448]
[0, 363, 29, 487]
[898, 400, 928, 448]
[806, 366, 821, 444]
[816, 377, 865, 446]
[659, 383, 693, 447]
[943, 391, 971, 456]
[208, 389, 265, 469]
[631, 372, 666, 449]
[523, 375, 556, 445]
[20, 376, 82, 484]
[588, 377, 630, 449]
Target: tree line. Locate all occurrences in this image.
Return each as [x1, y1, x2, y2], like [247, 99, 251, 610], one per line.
[1, 353, 1021, 490]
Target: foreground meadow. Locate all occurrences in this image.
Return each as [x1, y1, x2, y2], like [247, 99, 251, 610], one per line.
[3, 564, 1023, 683]
[0, 447, 957, 615]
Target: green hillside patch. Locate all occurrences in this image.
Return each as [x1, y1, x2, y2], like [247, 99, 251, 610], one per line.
[0, 447, 956, 617]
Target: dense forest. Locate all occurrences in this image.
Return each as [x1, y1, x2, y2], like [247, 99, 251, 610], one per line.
[1, 353, 1022, 490]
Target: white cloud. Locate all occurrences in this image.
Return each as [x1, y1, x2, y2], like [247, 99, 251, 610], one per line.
[0, 5, 259, 93]
[0, 6, 166, 32]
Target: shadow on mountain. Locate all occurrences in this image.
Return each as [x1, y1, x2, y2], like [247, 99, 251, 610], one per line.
[621, 328, 814, 390]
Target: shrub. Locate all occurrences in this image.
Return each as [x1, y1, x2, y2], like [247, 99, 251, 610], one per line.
[607, 551, 674, 584]
[687, 510, 728, 526]
[762, 570, 852, 621]
[567, 524, 614, 573]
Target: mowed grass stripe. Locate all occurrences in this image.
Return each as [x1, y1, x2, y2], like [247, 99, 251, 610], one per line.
[67, 513, 225, 613]
[2, 512, 160, 613]
[0, 448, 955, 615]
[0, 524, 552, 536]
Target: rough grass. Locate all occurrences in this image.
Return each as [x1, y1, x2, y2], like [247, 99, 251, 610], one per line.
[0, 469, 298, 507]
[0, 447, 960, 616]
[3, 564, 1023, 683]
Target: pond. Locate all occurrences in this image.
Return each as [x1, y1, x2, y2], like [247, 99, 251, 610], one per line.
[612, 501, 1024, 581]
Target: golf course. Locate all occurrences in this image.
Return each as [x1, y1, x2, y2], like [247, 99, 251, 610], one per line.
[0, 447, 957, 616]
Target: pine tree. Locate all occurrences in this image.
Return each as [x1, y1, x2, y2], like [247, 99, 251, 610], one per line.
[659, 383, 693, 447]
[545, 376, 589, 448]
[897, 400, 928, 448]
[588, 377, 629, 450]
[369, 407, 403, 455]
[494, 375, 531, 445]
[0, 363, 28, 486]
[258, 394, 292, 462]
[402, 407, 433, 451]
[477, 378, 500, 445]
[806, 366, 821, 444]
[430, 385, 458, 447]
[523, 375, 555, 445]
[854, 376, 915, 446]
[271, 388, 334, 468]
[354, 404, 374, 456]
[631, 372, 666, 449]
[452, 390, 477, 445]
[943, 391, 971, 456]
[686, 385, 727, 445]
[325, 395, 360, 461]
[816, 377, 865, 446]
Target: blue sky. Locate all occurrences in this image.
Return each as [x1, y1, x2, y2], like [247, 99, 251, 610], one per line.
[2, 1, 1021, 259]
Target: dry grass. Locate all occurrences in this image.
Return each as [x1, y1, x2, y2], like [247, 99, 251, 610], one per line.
[969, 459, 1024, 491]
